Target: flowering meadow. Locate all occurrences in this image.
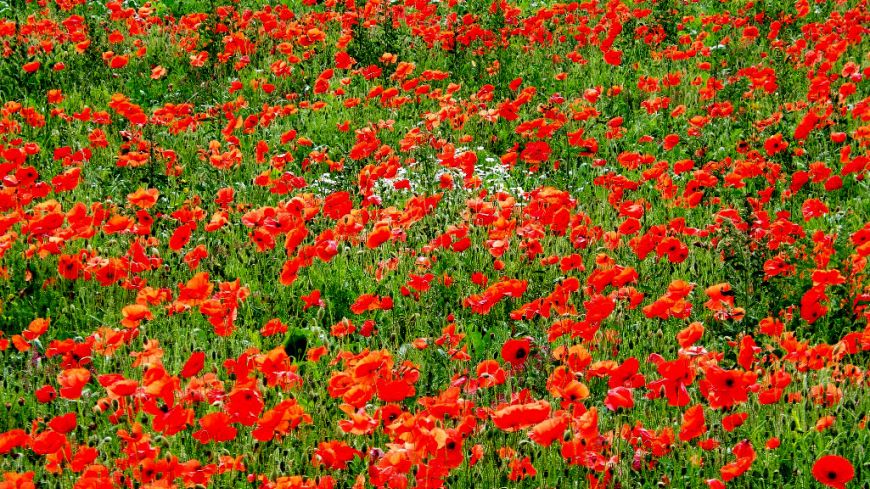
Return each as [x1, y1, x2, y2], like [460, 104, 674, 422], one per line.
[0, 0, 869, 487]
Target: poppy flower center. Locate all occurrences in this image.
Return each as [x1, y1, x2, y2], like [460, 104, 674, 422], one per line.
[515, 348, 526, 359]
[724, 378, 735, 387]
[827, 471, 838, 480]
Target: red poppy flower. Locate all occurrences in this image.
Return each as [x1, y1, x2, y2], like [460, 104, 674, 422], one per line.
[57, 368, 91, 400]
[312, 440, 362, 470]
[180, 351, 206, 378]
[663, 133, 680, 150]
[763, 133, 788, 156]
[108, 55, 128, 69]
[722, 412, 748, 432]
[720, 439, 756, 481]
[30, 430, 67, 456]
[501, 338, 532, 366]
[604, 386, 634, 411]
[603, 49, 622, 66]
[491, 400, 551, 432]
[0, 430, 29, 455]
[700, 365, 756, 409]
[35, 385, 58, 403]
[260, 318, 288, 337]
[812, 455, 854, 489]
[520, 141, 551, 164]
[679, 404, 707, 441]
[192, 412, 237, 444]
[676, 322, 704, 348]
[301, 289, 325, 310]
[48, 412, 77, 434]
[476, 359, 506, 388]
[529, 415, 569, 447]
[22, 61, 41, 73]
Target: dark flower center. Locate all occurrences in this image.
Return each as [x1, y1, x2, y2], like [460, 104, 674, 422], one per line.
[827, 471, 838, 480]
[515, 348, 527, 359]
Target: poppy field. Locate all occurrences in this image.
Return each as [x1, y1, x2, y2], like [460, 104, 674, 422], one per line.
[1, 0, 869, 487]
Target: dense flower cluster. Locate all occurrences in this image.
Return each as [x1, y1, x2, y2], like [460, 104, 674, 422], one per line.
[0, 0, 868, 488]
